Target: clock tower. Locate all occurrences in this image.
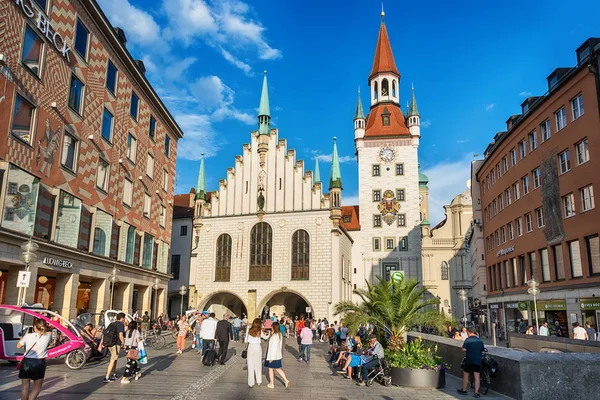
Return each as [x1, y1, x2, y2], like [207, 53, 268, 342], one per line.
[353, 9, 422, 286]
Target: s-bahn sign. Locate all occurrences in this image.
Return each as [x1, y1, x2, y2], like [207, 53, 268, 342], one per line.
[14, 0, 72, 62]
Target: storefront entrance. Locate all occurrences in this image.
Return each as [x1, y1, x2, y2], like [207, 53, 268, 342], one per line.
[0, 269, 8, 304]
[536, 300, 568, 338]
[505, 302, 528, 333]
[580, 298, 600, 331]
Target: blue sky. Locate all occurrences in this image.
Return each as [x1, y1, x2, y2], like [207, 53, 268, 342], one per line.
[98, 0, 600, 225]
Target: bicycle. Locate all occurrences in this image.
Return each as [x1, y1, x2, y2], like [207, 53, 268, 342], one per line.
[143, 328, 166, 350]
[467, 349, 495, 395]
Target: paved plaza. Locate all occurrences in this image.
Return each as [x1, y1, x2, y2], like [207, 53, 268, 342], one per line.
[0, 337, 510, 400]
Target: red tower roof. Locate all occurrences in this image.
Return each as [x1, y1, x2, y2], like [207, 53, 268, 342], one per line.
[369, 21, 400, 79]
[365, 103, 410, 138]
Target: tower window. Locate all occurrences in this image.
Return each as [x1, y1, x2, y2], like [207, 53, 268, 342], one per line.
[395, 164, 404, 175]
[381, 107, 391, 126]
[373, 190, 381, 202]
[381, 79, 389, 96]
[372, 165, 380, 176]
[373, 81, 378, 99]
[392, 80, 397, 97]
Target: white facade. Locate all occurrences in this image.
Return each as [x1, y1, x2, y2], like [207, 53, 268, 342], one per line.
[168, 196, 193, 317]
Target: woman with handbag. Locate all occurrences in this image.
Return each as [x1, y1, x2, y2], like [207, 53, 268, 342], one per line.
[122, 321, 141, 384]
[245, 318, 268, 388]
[17, 318, 51, 400]
[264, 321, 290, 389]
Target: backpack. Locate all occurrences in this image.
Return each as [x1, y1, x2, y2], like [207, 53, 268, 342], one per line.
[103, 322, 119, 347]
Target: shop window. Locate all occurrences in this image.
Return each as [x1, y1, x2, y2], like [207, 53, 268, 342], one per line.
[101, 108, 114, 142]
[106, 60, 118, 95]
[60, 133, 78, 172]
[142, 233, 154, 268]
[76, 281, 91, 314]
[11, 94, 36, 144]
[130, 91, 139, 121]
[441, 262, 449, 280]
[68, 74, 85, 115]
[125, 226, 135, 264]
[171, 254, 181, 280]
[34, 276, 56, 309]
[96, 159, 109, 192]
[249, 222, 272, 281]
[54, 191, 82, 248]
[21, 26, 43, 77]
[291, 230, 310, 280]
[586, 235, 600, 275]
[74, 19, 89, 60]
[149, 116, 156, 141]
[553, 245, 565, 280]
[92, 209, 112, 257]
[1, 165, 40, 236]
[569, 240, 583, 278]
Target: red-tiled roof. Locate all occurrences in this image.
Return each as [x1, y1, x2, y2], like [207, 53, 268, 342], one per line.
[173, 205, 194, 218]
[369, 22, 399, 79]
[340, 205, 360, 231]
[174, 193, 193, 208]
[365, 103, 410, 138]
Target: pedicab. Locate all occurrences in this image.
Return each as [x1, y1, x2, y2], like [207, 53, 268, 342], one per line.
[0, 305, 90, 369]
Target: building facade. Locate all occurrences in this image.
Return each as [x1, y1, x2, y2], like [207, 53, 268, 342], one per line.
[476, 38, 600, 337]
[0, 0, 183, 319]
[187, 12, 425, 321]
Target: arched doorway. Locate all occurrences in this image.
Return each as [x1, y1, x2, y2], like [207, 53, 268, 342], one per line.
[258, 290, 313, 321]
[199, 291, 247, 318]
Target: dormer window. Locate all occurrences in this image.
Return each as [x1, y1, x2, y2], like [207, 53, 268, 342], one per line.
[382, 107, 391, 126]
[381, 79, 389, 96]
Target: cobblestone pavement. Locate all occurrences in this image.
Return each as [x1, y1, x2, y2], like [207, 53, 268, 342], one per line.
[0, 337, 511, 400]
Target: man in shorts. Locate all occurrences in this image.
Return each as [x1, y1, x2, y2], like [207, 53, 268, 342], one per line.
[457, 328, 485, 398]
[99, 312, 126, 383]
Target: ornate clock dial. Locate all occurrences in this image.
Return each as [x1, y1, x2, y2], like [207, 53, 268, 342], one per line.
[378, 147, 396, 163]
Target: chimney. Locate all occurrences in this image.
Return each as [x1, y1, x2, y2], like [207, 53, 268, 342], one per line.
[113, 27, 127, 46]
[135, 60, 146, 75]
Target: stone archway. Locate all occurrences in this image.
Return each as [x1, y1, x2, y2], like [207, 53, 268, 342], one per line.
[198, 291, 248, 318]
[257, 289, 314, 321]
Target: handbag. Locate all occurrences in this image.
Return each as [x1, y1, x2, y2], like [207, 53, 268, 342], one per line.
[17, 335, 41, 371]
[241, 343, 249, 359]
[126, 348, 139, 360]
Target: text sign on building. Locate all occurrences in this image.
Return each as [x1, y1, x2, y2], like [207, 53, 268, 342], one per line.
[496, 246, 515, 258]
[535, 300, 567, 310]
[42, 256, 73, 269]
[14, 0, 72, 62]
[391, 271, 405, 282]
[16, 271, 31, 288]
[580, 299, 600, 310]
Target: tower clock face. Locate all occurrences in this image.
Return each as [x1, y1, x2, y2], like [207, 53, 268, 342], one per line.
[378, 147, 396, 163]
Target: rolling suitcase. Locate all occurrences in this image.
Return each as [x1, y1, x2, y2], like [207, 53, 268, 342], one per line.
[202, 349, 217, 366]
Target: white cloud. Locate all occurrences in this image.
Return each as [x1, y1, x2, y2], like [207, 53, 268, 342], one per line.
[97, 0, 163, 46]
[421, 119, 432, 128]
[219, 47, 253, 75]
[423, 154, 473, 226]
[485, 103, 495, 111]
[173, 113, 220, 160]
[315, 153, 355, 164]
[456, 139, 469, 144]
[342, 194, 359, 206]
[519, 91, 533, 97]
[162, 0, 218, 43]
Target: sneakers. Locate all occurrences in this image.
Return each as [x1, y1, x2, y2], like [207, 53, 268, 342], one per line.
[103, 376, 116, 383]
[135, 372, 141, 381]
[285, 380, 291, 388]
[297, 358, 302, 362]
[457, 389, 468, 395]
[267, 383, 274, 389]
[344, 375, 352, 380]
[474, 394, 481, 398]
[306, 361, 310, 364]
[121, 379, 130, 384]
[357, 382, 366, 387]
[336, 370, 346, 374]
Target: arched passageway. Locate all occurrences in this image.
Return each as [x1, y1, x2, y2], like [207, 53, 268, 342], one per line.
[258, 291, 313, 321]
[200, 291, 247, 318]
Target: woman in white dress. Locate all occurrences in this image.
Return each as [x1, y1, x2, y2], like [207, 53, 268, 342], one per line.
[245, 318, 268, 388]
[264, 321, 290, 388]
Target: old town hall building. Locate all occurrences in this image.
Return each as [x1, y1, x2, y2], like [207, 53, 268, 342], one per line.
[187, 12, 425, 320]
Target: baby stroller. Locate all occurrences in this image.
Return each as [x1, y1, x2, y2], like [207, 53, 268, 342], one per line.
[366, 357, 392, 387]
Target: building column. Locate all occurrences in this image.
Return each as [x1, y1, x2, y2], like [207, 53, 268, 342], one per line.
[89, 278, 109, 314]
[54, 272, 79, 320]
[247, 290, 257, 320]
[158, 287, 167, 315]
[119, 282, 134, 315]
[138, 285, 151, 315]
[22, 263, 40, 305]
[5, 266, 22, 305]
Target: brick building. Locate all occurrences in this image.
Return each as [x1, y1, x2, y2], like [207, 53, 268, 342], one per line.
[475, 38, 600, 337]
[0, 0, 183, 320]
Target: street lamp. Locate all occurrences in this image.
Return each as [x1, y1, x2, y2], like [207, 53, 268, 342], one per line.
[153, 278, 160, 323]
[109, 267, 119, 310]
[527, 279, 540, 334]
[457, 289, 468, 327]
[18, 240, 39, 305]
[179, 285, 187, 317]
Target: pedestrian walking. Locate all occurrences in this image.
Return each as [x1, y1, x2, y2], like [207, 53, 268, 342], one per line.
[17, 318, 51, 400]
[232, 315, 242, 342]
[122, 321, 141, 384]
[538, 321, 550, 336]
[215, 314, 232, 365]
[298, 320, 313, 364]
[99, 312, 126, 383]
[264, 321, 291, 389]
[310, 319, 317, 341]
[176, 315, 190, 354]
[245, 318, 266, 388]
[457, 328, 485, 398]
[194, 314, 204, 354]
[573, 322, 588, 340]
[200, 313, 218, 352]
[584, 322, 597, 341]
[141, 311, 150, 332]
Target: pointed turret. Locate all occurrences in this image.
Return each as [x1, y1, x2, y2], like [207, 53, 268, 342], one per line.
[314, 156, 321, 185]
[369, 10, 400, 80]
[258, 70, 271, 135]
[354, 88, 365, 120]
[407, 84, 420, 117]
[195, 153, 206, 200]
[407, 85, 421, 138]
[329, 138, 342, 190]
[354, 88, 366, 141]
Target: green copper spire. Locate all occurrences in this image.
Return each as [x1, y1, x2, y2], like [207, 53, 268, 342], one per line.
[329, 137, 342, 190]
[354, 87, 365, 120]
[314, 156, 321, 184]
[196, 153, 206, 200]
[258, 70, 271, 135]
[407, 84, 420, 117]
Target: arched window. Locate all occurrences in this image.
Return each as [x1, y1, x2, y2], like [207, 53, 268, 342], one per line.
[250, 222, 272, 281]
[381, 79, 389, 96]
[215, 234, 232, 281]
[291, 230, 310, 280]
[392, 80, 397, 97]
[441, 261, 449, 280]
[93, 228, 106, 256]
[373, 81, 378, 99]
[125, 226, 135, 264]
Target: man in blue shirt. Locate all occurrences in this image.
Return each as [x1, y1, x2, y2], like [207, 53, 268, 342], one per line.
[458, 328, 485, 398]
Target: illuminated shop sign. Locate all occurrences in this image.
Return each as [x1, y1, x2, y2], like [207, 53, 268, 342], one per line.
[42, 256, 73, 269]
[14, 0, 72, 62]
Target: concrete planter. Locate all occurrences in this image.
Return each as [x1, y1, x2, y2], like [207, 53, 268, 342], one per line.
[390, 367, 445, 388]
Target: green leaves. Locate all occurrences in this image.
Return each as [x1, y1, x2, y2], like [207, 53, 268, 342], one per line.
[384, 338, 446, 370]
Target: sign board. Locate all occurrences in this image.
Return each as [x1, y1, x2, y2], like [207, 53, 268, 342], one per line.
[518, 302, 529, 311]
[580, 299, 600, 310]
[505, 302, 519, 309]
[489, 303, 502, 309]
[496, 245, 515, 258]
[42, 256, 73, 269]
[305, 307, 311, 313]
[16, 271, 31, 288]
[391, 271, 404, 282]
[534, 300, 567, 311]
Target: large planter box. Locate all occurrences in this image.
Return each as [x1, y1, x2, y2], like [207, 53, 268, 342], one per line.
[390, 367, 445, 388]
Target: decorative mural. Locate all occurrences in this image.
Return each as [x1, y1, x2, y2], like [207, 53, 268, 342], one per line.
[36, 118, 62, 176]
[378, 189, 401, 225]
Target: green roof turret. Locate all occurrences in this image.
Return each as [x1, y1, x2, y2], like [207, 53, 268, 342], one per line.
[407, 84, 419, 117]
[314, 156, 321, 184]
[196, 153, 206, 200]
[258, 70, 271, 135]
[354, 87, 365, 120]
[329, 137, 342, 190]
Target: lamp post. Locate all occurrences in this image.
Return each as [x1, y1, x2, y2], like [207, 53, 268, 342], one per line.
[179, 285, 187, 317]
[457, 289, 468, 327]
[18, 240, 39, 306]
[109, 267, 119, 310]
[527, 279, 540, 334]
[153, 277, 160, 323]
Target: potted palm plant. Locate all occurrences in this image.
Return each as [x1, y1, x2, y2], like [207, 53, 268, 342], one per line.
[334, 277, 448, 388]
